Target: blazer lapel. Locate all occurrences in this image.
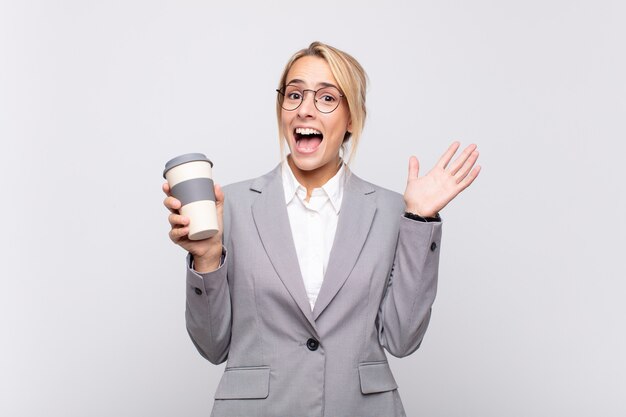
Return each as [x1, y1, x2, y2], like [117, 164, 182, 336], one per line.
[312, 172, 377, 320]
[250, 165, 317, 329]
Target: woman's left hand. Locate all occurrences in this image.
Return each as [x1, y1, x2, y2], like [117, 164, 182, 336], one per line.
[403, 141, 481, 217]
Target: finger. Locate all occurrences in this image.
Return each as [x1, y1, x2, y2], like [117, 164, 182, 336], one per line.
[448, 144, 478, 175]
[214, 183, 224, 220]
[168, 213, 189, 227]
[453, 150, 479, 183]
[436, 141, 461, 169]
[458, 165, 481, 190]
[407, 156, 419, 181]
[214, 183, 224, 206]
[214, 183, 225, 233]
[169, 226, 190, 242]
[164, 195, 182, 213]
[162, 182, 171, 196]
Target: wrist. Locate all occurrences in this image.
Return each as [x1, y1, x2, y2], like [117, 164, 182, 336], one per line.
[404, 211, 441, 222]
[405, 206, 437, 218]
[193, 247, 222, 273]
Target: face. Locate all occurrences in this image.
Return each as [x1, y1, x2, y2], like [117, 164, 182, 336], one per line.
[280, 55, 352, 181]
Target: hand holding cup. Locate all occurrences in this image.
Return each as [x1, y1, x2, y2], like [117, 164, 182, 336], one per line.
[163, 154, 224, 272]
[163, 182, 224, 272]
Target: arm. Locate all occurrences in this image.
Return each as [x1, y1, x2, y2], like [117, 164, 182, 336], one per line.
[377, 141, 479, 357]
[377, 216, 442, 357]
[185, 250, 232, 365]
[162, 181, 231, 364]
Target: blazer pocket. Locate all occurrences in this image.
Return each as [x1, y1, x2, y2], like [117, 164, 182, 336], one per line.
[214, 366, 270, 399]
[358, 361, 398, 394]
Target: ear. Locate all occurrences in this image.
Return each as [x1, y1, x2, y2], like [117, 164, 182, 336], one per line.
[347, 117, 352, 133]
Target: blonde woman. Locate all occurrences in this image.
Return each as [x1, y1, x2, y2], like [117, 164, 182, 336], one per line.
[163, 41, 480, 417]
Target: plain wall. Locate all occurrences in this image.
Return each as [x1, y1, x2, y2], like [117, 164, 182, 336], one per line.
[1, 0, 624, 415]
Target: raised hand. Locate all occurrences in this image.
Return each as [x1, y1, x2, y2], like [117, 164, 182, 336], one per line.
[403, 142, 481, 217]
[163, 182, 224, 272]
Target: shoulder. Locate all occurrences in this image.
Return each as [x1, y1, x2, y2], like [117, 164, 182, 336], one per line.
[222, 178, 254, 197]
[221, 165, 280, 202]
[348, 171, 405, 215]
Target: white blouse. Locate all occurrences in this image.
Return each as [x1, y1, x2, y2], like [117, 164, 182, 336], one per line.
[281, 160, 345, 310]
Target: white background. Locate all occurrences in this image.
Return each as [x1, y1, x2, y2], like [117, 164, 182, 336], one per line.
[1, 1, 625, 416]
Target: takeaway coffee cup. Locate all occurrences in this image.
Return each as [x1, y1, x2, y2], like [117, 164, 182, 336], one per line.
[163, 153, 218, 240]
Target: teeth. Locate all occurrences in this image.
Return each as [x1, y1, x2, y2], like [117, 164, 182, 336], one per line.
[295, 127, 322, 135]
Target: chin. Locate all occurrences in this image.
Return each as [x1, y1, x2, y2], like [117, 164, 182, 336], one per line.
[288, 153, 323, 172]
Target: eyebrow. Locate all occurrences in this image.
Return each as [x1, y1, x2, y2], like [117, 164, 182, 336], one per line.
[286, 79, 339, 90]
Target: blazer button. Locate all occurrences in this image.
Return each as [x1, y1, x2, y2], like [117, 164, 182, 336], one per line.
[430, 241, 437, 252]
[194, 287, 202, 295]
[306, 338, 319, 351]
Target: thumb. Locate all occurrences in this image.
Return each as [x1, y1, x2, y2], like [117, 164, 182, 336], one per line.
[407, 156, 419, 182]
[214, 183, 225, 234]
[214, 183, 224, 208]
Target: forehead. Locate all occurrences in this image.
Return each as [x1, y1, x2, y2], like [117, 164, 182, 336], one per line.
[285, 56, 339, 88]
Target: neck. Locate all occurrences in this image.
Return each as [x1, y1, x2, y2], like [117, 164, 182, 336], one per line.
[287, 155, 342, 200]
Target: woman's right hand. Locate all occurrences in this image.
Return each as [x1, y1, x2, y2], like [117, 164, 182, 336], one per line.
[162, 182, 225, 272]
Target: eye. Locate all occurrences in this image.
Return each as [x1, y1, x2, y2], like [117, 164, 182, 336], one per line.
[284, 85, 303, 101]
[316, 87, 340, 103]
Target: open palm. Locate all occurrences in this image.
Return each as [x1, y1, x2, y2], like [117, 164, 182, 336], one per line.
[404, 142, 481, 217]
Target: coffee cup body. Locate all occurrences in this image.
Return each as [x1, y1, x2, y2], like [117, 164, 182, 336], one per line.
[164, 153, 218, 240]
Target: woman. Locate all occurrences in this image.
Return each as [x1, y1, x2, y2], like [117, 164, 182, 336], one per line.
[163, 42, 480, 417]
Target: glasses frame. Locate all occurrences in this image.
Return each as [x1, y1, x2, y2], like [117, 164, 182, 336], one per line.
[276, 84, 345, 114]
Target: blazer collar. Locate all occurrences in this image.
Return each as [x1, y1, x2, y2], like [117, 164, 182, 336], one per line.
[250, 163, 373, 202]
[312, 169, 377, 320]
[280, 160, 346, 214]
[250, 164, 377, 325]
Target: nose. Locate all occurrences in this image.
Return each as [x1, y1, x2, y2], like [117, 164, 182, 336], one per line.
[297, 90, 316, 119]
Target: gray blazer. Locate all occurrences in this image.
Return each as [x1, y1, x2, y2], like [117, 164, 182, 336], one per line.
[185, 164, 442, 417]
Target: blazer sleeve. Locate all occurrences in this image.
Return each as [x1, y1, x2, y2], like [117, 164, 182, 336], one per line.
[185, 249, 232, 365]
[377, 216, 442, 358]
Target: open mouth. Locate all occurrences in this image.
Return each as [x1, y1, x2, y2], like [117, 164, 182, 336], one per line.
[294, 127, 323, 154]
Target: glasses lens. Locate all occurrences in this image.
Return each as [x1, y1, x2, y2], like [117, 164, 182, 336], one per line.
[281, 85, 303, 111]
[314, 87, 341, 113]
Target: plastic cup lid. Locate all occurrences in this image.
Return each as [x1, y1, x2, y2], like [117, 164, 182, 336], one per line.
[163, 153, 213, 178]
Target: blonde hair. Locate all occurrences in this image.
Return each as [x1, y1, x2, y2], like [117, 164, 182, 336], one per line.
[276, 41, 368, 166]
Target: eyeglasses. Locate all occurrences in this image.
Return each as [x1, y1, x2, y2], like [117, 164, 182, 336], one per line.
[276, 84, 344, 114]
